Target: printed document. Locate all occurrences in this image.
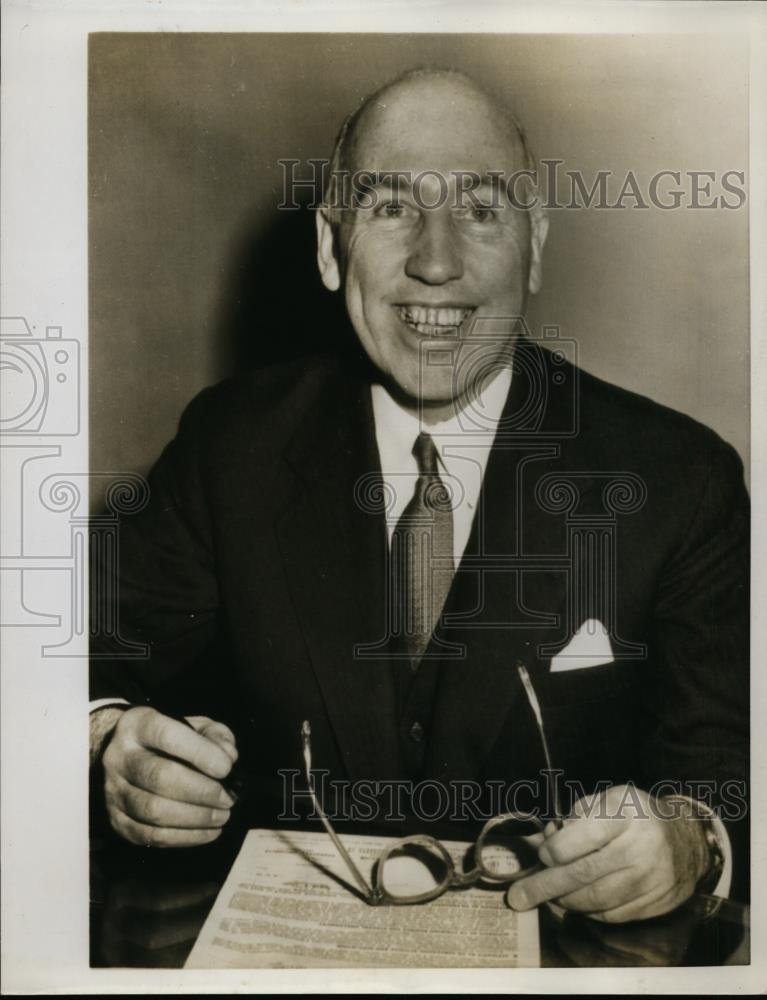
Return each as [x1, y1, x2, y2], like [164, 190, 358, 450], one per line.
[185, 828, 539, 968]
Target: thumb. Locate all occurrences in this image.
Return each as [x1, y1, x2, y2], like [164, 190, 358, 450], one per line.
[184, 716, 238, 763]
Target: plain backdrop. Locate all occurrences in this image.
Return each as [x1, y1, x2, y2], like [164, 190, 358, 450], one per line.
[89, 32, 750, 488]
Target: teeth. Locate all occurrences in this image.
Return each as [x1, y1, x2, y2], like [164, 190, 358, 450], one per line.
[397, 305, 472, 331]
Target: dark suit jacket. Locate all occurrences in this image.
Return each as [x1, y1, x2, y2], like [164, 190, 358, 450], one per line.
[91, 338, 749, 898]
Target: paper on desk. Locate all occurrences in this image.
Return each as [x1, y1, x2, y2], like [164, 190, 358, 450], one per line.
[185, 828, 539, 968]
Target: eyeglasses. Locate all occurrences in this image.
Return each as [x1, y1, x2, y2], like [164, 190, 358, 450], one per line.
[301, 661, 563, 906]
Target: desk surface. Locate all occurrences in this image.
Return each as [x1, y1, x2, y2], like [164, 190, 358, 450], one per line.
[90, 827, 749, 969]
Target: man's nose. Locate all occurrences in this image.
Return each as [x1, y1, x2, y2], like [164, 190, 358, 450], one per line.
[404, 211, 464, 285]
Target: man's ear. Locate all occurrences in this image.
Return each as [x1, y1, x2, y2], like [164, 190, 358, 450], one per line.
[527, 207, 549, 296]
[316, 209, 341, 292]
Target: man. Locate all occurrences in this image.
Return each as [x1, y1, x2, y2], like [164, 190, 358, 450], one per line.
[90, 69, 749, 922]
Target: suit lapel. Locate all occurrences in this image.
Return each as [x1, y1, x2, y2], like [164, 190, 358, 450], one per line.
[274, 343, 601, 786]
[275, 366, 400, 782]
[425, 338, 593, 781]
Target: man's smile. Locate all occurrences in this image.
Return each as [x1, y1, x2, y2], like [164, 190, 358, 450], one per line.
[394, 303, 475, 338]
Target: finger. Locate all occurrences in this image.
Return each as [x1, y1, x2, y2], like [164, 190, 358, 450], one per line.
[185, 717, 239, 763]
[135, 712, 234, 780]
[123, 749, 235, 808]
[110, 806, 224, 848]
[571, 785, 652, 822]
[117, 776, 232, 829]
[555, 867, 644, 914]
[542, 819, 562, 838]
[507, 840, 627, 911]
[539, 814, 628, 867]
[588, 883, 680, 924]
[185, 716, 236, 746]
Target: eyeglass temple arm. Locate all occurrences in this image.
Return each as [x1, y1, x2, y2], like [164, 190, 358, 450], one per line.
[301, 721, 375, 899]
[516, 663, 565, 829]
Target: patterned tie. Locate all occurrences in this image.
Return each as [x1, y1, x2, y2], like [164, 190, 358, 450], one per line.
[391, 432, 455, 672]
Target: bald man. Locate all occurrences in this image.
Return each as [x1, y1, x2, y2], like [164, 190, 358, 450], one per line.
[90, 69, 749, 923]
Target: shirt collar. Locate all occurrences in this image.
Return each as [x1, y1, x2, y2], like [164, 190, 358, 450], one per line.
[370, 366, 513, 477]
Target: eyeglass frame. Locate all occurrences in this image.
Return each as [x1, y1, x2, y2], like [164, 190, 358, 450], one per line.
[301, 660, 563, 906]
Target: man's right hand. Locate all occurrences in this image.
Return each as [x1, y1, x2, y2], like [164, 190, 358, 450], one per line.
[98, 706, 238, 847]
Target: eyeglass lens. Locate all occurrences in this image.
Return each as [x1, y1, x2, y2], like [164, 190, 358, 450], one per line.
[377, 839, 453, 902]
[475, 815, 543, 880]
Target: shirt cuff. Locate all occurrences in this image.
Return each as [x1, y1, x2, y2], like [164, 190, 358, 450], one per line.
[709, 810, 733, 898]
[89, 698, 130, 714]
[662, 793, 732, 898]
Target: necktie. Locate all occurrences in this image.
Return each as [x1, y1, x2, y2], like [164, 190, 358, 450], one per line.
[391, 432, 455, 672]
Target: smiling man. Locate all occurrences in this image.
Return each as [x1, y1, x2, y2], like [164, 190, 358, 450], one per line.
[90, 69, 749, 925]
[315, 69, 547, 416]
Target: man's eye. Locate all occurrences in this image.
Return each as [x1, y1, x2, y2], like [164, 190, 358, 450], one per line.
[470, 206, 497, 223]
[453, 203, 499, 224]
[373, 201, 411, 219]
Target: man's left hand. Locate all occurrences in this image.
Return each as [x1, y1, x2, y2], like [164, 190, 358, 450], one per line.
[506, 786, 711, 923]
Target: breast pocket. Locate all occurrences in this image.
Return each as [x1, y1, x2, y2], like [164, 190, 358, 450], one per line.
[535, 658, 655, 792]
[536, 657, 651, 708]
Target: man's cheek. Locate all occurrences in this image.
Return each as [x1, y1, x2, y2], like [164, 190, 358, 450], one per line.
[349, 225, 411, 270]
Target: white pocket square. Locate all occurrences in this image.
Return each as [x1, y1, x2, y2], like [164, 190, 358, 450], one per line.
[550, 619, 614, 672]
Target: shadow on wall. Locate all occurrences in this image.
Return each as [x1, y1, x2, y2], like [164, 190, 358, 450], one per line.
[90, 200, 365, 515]
[216, 198, 359, 374]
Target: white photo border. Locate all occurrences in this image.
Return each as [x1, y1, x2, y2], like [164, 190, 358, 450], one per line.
[1, 0, 765, 993]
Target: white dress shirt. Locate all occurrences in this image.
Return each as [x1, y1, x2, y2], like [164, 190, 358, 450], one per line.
[371, 367, 513, 565]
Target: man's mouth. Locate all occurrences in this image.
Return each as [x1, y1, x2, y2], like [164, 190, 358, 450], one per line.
[395, 304, 474, 337]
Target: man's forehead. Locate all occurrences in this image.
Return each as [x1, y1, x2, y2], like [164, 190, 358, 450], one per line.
[345, 73, 525, 177]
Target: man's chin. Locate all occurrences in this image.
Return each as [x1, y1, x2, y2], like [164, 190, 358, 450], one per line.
[382, 371, 466, 414]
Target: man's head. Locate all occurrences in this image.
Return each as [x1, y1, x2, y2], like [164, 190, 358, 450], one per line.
[316, 68, 548, 413]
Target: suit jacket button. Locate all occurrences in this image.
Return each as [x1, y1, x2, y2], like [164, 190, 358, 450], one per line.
[409, 721, 424, 743]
